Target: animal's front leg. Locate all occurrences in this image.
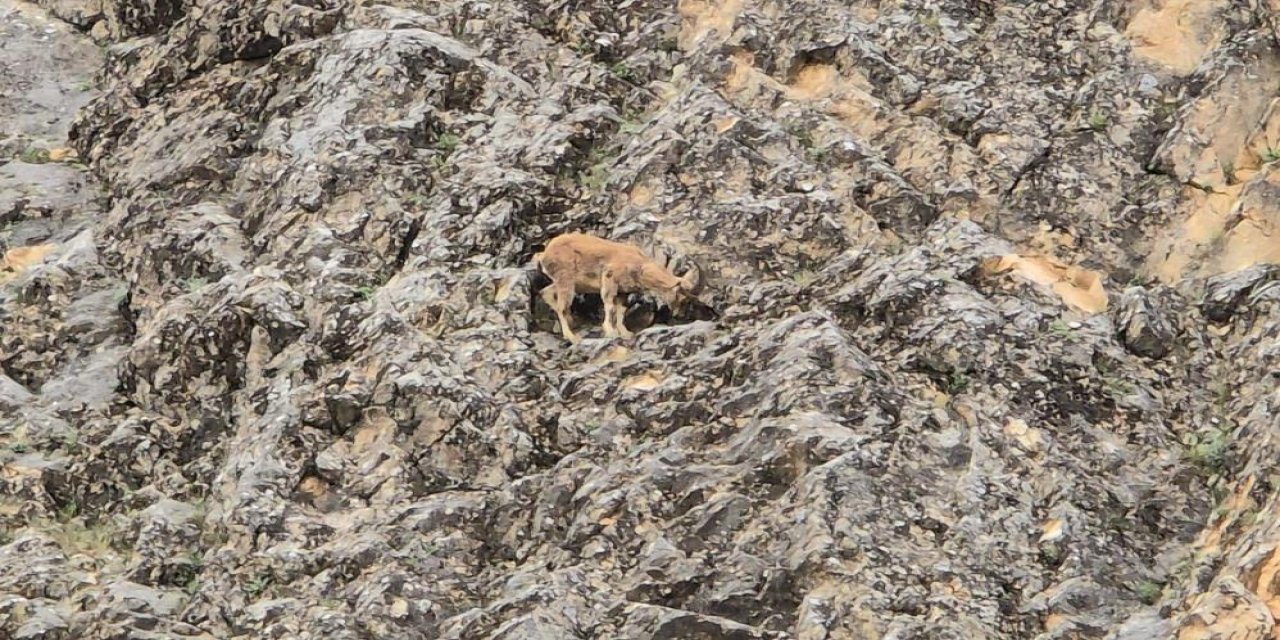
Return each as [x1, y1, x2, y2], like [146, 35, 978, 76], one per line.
[557, 313, 582, 343]
[540, 285, 562, 323]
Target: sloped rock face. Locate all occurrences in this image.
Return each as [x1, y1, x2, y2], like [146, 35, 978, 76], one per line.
[5, 0, 1280, 638]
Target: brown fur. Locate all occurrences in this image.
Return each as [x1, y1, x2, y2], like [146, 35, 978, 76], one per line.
[533, 232, 698, 343]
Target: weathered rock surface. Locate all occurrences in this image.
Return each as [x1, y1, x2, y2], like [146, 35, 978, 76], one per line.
[4, 0, 1280, 637]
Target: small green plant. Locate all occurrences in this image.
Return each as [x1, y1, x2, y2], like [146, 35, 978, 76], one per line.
[43, 515, 117, 561]
[200, 522, 231, 549]
[579, 162, 610, 193]
[1206, 227, 1227, 251]
[191, 498, 208, 520]
[179, 551, 206, 596]
[56, 501, 79, 523]
[19, 182, 42, 196]
[1087, 110, 1108, 131]
[568, 143, 616, 194]
[610, 62, 636, 83]
[7, 442, 30, 454]
[19, 147, 50, 164]
[59, 430, 81, 454]
[617, 104, 651, 131]
[947, 370, 970, 393]
[1103, 377, 1134, 397]
[355, 285, 376, 300]
[1212, 380, 1232, 408]
[1049, 320, 1072, 336]
[1107, 514, 1133, 532]
[1184, 424, 1231, 472]
[619, 118, 645, 135]
[788, 124, 815, 149]
[435, 132, 460, 154]
[1211, 501, 1232, 521]
[1221, 159, 1236, 183]
[76, 80, 93, 92]
[1261, 147, 1280, 163]
[184, 277, 208, 293]
[1239, 507, 1259, 527]
[921, 13, 941, 30]
[404, 193, 430, 209]
[1039, 542, 1061, 564]
[791, 270, 817, 288]
[1131, 580, 1163, 605]
[245, 574, 272, 599]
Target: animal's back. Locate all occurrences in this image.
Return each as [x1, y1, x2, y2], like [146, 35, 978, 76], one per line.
[541, 232, 650, 293]
[545, 233, 645, 268]
[545, 233, 641, 258]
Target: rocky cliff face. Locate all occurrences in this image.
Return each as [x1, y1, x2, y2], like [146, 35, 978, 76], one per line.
[3, 0, 1280, 638]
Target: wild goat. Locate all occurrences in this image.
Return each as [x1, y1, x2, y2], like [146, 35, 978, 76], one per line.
[532, 232, 700, 343]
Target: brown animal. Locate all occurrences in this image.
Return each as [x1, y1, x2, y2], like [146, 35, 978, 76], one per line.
[533, 232, 700, 343]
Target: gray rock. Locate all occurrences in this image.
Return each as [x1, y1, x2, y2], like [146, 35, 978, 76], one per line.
[6, 0, 1280, 637]
[1115, 286, 1177, 359]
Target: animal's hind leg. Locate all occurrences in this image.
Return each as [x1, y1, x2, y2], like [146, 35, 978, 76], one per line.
[550, 279, 581, 343]
[613, 299, 633, 338]
[600, 270, 619, 338]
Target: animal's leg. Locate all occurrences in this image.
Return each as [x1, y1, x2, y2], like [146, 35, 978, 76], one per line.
[540, 285, 564, 325]
[550, 279, 581, 343]
[600, 270, 619, 338]
[613, 299, 633, 337]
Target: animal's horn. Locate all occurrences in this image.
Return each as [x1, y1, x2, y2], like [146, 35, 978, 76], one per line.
[680, 261, 703, 293]
[651, 245, 674, 271]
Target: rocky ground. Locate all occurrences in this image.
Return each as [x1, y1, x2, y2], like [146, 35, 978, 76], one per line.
[3, 0, 1280, 638]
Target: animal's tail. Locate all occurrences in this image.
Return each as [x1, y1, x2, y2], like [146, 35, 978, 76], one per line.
[528, 251, 553, 290]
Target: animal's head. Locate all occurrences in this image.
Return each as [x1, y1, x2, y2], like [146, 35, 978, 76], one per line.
[643, 262, 701, 315]
[660, 275, 698, 314]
